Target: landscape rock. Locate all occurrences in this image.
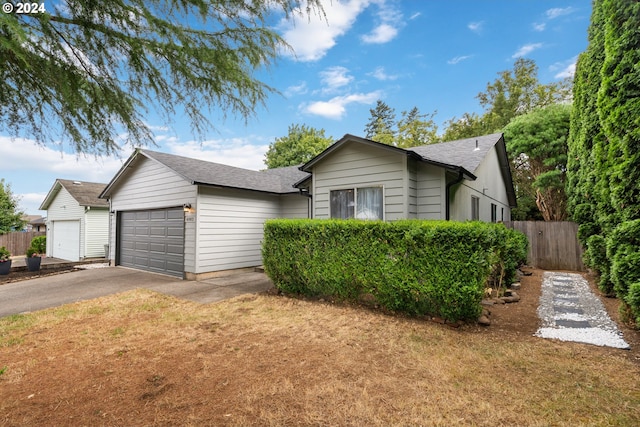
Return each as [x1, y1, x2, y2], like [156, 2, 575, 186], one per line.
[510, 282, 522, 290]
[477, 315, 491, 326]
[481, 299, 495, 306]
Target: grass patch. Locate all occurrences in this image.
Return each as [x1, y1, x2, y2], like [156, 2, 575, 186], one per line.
[0, 289, 638, 426]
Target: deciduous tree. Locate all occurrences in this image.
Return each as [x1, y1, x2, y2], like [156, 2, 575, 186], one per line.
[264, 124, 332, 169]
[0, 179, 25, 234]
[504, 104, 571, 221]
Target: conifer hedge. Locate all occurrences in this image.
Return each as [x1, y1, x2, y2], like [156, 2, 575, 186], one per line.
[567, 0, 640, 325]
[262, 219, 527, 322]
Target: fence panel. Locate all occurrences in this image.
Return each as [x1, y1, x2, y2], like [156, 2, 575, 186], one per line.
[0, 231, 46, 256]
[504, 221, 585, 272]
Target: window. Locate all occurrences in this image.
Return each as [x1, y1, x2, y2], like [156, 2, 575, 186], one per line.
[491, 203, 497, 223]
[330, 187, 383, 220]
[471, 196, 479, 221]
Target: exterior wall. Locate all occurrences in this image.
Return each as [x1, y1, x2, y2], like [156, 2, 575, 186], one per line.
[416, 163, 446, 220]
[84, 208, 109, 258]
[311, 143, 407, 220]
[107, 156, 197, 271]
[449, 146, 512, 222]
[407, 159, 418, 218]
[195, 187, 282, 273]
[279, 194, 310, 218]
[45, 186, 85, 258]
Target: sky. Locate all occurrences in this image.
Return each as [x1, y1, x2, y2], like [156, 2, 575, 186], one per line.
[1, 0, 592, 215]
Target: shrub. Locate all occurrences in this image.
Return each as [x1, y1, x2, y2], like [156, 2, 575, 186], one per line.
[30, 236, 46, 254]
[262, 219, 528, 322]
[624, 282, 640, 328]
[585, 234, 613, 294]
[0, 246, 10, 262]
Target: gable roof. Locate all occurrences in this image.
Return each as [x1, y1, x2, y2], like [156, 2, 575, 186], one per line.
[40, 179, 109, 210]
[409, 133, 503, 174]
[297, 132, 517, 207]
[100, 149, 311, 198]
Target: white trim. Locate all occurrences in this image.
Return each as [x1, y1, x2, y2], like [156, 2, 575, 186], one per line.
[328, 185, 386, 221]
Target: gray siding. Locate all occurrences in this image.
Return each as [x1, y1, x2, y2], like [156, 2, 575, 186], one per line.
[416, 163, 445, 220]
[108, 157, 197, 271]
[408, 159, 418, 218]
[280, 194, 309, 218]
[311, 143, 406, 220]
[449, 146, 512, 222]
[196, 187, 281, 273]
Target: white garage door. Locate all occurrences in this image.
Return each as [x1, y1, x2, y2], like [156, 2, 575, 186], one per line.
[118, 208, 184, 278]
[52, 220, 81, 261]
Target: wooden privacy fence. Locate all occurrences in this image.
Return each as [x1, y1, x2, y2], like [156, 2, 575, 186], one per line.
[504, 221, 585, 272]
[0, 231, 46, 256]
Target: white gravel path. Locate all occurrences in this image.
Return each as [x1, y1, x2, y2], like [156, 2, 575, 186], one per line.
[535, 271, 630, 350]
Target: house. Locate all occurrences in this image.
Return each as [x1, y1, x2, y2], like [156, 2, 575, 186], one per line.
[28, 216, 47, 232]
[39, 179, 109, 261]
[296, 132, 516, 222]
[21, 215, 46, 232]
[98, 149, 310, 279]
[100, 133, 515, 280]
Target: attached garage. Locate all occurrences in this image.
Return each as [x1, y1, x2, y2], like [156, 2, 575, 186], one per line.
[118, 208, 185, 278]
[99, 149, 310, 280]
[51, 220, 80, 261]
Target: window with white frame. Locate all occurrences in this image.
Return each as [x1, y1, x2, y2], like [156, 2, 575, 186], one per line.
[471, 196, 480, 221]
[330, 186, 383, 220]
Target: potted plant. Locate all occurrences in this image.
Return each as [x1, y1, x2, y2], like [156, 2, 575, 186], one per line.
[25, 236, 46, 272]
[0, 246, 11, 275]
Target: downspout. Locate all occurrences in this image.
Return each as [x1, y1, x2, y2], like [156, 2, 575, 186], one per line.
[445, 169, 464, 221]
[298, 188, 312, 219]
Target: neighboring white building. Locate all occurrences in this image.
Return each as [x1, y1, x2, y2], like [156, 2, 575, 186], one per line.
[99, 133, 516, 280]
[40, 179, 109, 261]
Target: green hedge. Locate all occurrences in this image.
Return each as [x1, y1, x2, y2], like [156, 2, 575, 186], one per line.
[262, 219, 528, 322]
[607, 220, 640, 325]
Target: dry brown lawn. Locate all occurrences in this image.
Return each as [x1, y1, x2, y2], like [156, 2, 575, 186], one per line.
[1, 269, 639, 426]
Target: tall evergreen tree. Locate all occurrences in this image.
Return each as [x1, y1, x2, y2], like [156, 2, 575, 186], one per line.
[0, 0, 323, 155]
[396, 107, 438, 148]
[364, 100, 396, 145]
[567, 0, 640, 319]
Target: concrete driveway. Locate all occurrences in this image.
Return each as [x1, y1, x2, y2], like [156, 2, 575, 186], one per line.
[0, 267, 274, 318]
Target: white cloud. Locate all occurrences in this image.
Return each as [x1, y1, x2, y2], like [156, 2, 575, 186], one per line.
[361, 0, 403, 44]
[279, 0, 372, 62]
[447, 55, 472, 65]
[164, 137, 269, 171]
[550, 56, 578, 79]
[361, 23, 398, 44]
[303, 91, 381, 120]
[468, 21, 483, 33]
[319, 66, 354, 92]
[369, 66, 398, 81]
[285, 81, 308, 97]
[533, 22, 546, 32]
[0, 136, 125, 182]
[409, 12, 421, 20]
[512, 43, 543, 58]
[546, 7, 574, 19]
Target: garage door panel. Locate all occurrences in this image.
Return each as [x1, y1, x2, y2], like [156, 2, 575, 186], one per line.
[118, 208, 184, 278]
[52, 220, 80, 261]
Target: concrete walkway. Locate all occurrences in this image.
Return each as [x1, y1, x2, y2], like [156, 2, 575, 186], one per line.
[0, 266, 274, 318]
[535, 271, 629, 349]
